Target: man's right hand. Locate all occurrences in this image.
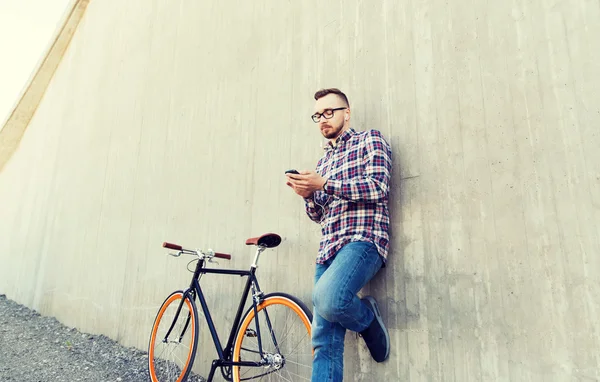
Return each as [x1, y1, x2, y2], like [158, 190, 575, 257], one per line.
[286, 172, 314, 198]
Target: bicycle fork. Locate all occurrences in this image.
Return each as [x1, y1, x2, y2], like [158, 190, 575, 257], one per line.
[162, 290, 195, 343]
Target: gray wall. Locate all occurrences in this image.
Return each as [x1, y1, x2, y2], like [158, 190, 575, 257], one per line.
[1, 0, 599, 380]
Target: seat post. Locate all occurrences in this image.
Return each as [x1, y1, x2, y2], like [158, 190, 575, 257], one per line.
[251, 246, 266, 269]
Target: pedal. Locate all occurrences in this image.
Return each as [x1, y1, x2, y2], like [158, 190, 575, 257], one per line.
[245, 329, 258, 338]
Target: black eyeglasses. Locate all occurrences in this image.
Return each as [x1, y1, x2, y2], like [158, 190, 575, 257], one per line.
[311, 107, 347, 123]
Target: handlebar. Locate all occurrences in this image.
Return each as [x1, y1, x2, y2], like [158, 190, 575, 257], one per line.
[214, 252, 232, 260]
[162, 242, 231, 260]
[163, 242, 182, 251]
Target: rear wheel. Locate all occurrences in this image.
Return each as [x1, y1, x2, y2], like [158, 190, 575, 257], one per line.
[232, 293, 313, 381]
[148, 291, 199, 382]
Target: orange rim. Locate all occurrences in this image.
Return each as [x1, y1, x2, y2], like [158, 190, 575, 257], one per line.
[148, 293, 196, 382]
[232, 296, 312, 381]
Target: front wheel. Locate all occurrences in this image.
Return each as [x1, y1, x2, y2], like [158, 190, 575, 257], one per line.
[148, 290, 199, 382]
[233, 293, 313, 381]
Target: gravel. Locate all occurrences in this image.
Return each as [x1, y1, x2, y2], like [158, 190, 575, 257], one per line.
[0, 293, 207, 382]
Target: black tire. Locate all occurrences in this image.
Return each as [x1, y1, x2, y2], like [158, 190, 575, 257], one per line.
[232, 293, 313, 381]
[148, 291, 199, 382]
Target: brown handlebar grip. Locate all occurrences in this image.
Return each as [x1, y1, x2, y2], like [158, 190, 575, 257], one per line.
[163, 242, 183, 251]
[214, 252, 231, 260]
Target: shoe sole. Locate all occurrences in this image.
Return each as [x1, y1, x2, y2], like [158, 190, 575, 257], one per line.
[362, 296, 390, 362]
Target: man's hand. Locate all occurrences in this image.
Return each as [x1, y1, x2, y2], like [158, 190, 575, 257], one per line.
[286, 170, 327, 198]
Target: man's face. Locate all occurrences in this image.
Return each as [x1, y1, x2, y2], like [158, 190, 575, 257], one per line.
[313, 94, 348, 140]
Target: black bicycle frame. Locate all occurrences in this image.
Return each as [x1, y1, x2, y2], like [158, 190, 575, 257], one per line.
[165, 257, 269, 381]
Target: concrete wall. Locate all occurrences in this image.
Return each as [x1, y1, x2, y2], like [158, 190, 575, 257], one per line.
[1, 0, 599, 380]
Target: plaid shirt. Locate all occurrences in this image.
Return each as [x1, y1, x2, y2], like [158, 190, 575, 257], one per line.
[304, 128, 392, 264]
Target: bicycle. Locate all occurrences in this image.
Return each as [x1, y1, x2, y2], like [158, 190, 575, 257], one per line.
[148, 233, 313, 382]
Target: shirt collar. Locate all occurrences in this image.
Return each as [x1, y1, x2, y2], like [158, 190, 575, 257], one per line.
[325, 128, 355, 151]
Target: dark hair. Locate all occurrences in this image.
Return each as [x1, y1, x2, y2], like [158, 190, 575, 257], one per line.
[314, 88, 349, 107]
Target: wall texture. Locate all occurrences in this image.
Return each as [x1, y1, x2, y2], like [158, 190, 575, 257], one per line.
[1, 0, 599, 380]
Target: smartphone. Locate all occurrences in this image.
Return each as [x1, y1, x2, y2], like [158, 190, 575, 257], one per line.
[285, 169, 300, 175]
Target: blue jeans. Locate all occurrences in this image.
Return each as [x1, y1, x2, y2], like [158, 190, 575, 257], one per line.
[311, 241, 383, 382]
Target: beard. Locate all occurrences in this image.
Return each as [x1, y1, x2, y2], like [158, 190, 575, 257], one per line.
[320, 120, 345, 139]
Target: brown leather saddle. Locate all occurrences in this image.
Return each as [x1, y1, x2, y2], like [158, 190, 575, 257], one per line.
[245, 233, 281, 248]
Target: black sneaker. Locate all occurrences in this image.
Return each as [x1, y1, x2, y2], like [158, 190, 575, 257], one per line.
[359, 296, 390, 362]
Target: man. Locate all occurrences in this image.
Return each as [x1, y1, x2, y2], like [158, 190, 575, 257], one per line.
[286, 88, 392, 381]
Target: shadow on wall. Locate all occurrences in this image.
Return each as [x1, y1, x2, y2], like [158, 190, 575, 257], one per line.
[365, 131, 422, 333]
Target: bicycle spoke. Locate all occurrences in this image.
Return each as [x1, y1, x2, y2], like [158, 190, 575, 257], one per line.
[281, 358, 313, 368]
[273, 369, 293, 382]
[285, 332, 311, 359]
